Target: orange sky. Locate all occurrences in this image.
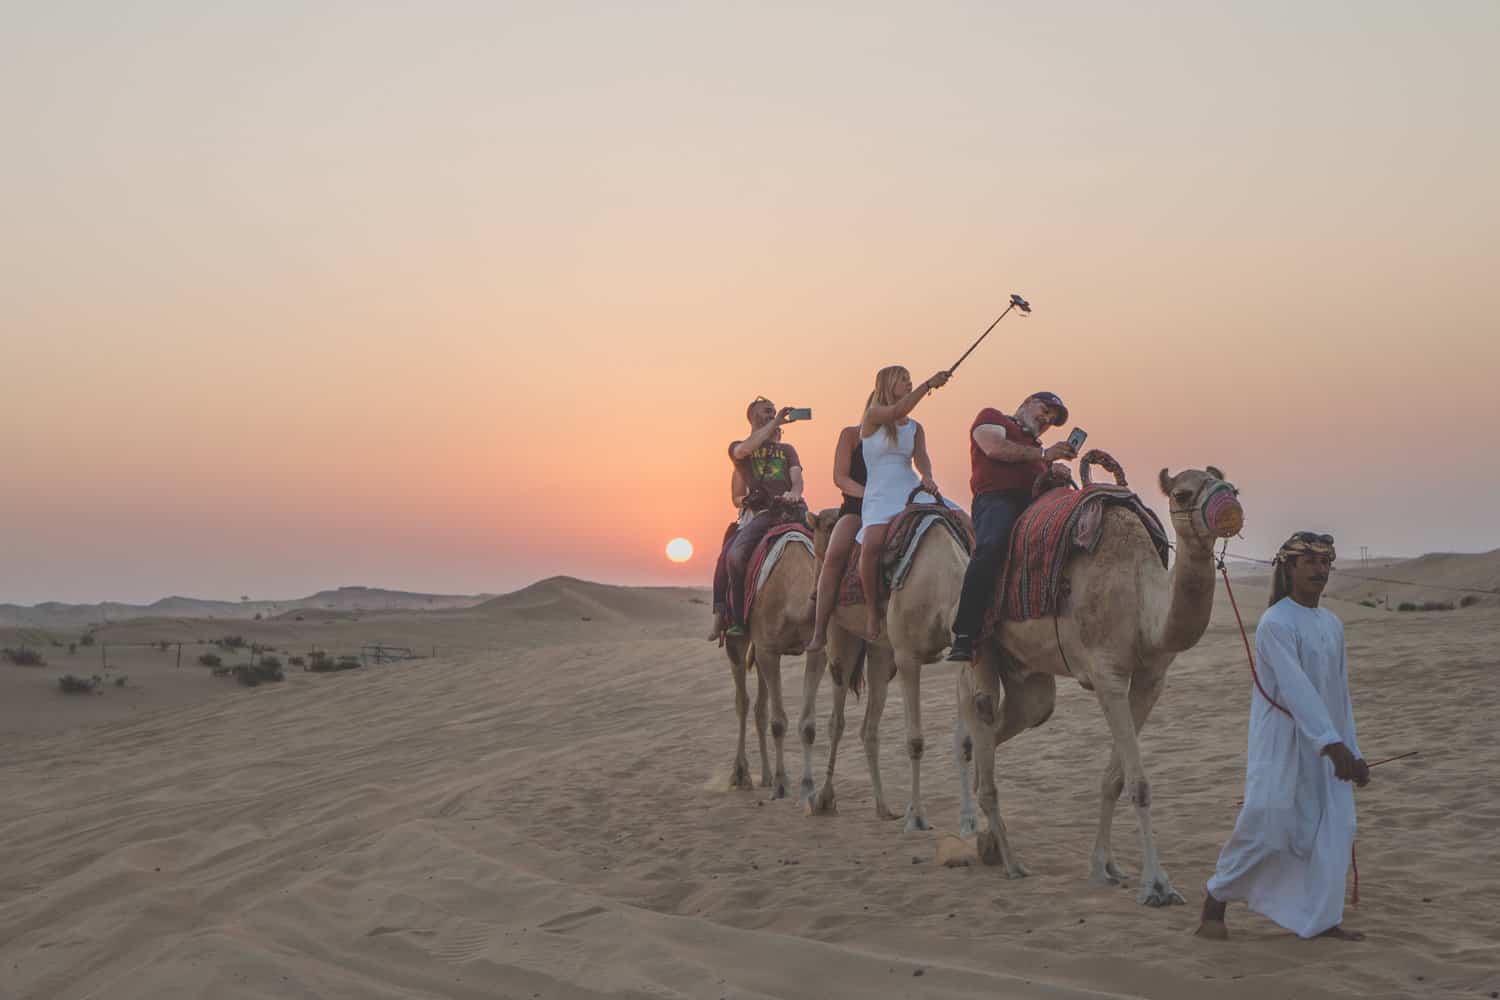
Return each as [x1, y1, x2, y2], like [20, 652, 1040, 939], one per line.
[2, 3, 1497, 603]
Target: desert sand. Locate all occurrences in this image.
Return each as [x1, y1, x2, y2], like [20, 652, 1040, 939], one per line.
[2, 571, 1497, 999]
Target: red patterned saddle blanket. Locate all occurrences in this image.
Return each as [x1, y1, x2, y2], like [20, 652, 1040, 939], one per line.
[837, 504, 974, 607]
[982, 485, 1169, 634]
[744, 522, 816, 622]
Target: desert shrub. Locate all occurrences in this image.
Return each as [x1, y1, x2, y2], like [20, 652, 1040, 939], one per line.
[198, 653, 223, 667]
[258, 654, 281, 669]
[58, 674, 100, 694]
[1397, 602, 1416, 612]
[79, 633, 96, 647]
[217, 635, 246, 650]
[114, 675, 128, 687]
[232, 662, 284, 686]
[158, 640, 170, 652]
[1358, 599, 1377, 608]
[68, 643, 77, 654]
[253, 612, 263, 621]
[1460, 595, 1480, 608]
[1421, 601, 1455, 612]
[337, 655, 361, 668]
[3, 646, 46, 666]
[289, 656, 305, 667]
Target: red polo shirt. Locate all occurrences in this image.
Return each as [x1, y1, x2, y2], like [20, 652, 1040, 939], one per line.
[969, 408, 1045, 498]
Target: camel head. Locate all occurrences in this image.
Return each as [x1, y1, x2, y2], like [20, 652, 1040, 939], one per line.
[1158, 467, 1242, 548]
[810, 508, 841, 562]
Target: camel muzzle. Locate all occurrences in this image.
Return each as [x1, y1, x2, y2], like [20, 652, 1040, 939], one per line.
[1205, 491, 1243, 538]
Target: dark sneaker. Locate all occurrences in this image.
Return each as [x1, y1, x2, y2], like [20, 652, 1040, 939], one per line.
[946, 634, 974, 662]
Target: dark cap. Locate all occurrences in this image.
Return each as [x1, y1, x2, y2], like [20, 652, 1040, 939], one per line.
[1025, 391, 1069, 426]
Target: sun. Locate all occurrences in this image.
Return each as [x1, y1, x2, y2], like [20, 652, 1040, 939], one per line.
[665, 537, 694, 563]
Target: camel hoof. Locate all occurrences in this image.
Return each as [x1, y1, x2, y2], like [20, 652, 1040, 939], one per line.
[976, 831, 1003, 866]
[1005, 861, 1031, 880]
[876, 806, 902, 822]
[1138, 878, 1186, 907]
[730, 760, 754, 791]
[798, 777, 816, 805]
[903, 807, 930, 833]
[769, 781, 787, 801]
[807, 784, 837, 816]
[958, 813, 978, 837]
[973, 692, 996, 727]
[1091, 859, 1129, 886]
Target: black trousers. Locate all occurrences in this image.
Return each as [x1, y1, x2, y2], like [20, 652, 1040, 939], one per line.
[951, 489, 1031, 638]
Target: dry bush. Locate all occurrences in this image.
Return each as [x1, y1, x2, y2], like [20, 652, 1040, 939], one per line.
[3, 646, 46, 667]
[198, 653, 223, 667]
[58, 674, 100, 694]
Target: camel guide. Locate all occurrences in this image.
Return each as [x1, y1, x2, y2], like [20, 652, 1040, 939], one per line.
[948, 390, 1077, 677]
[1197, 531, 1370, 942]
[709, 397, 806, 640]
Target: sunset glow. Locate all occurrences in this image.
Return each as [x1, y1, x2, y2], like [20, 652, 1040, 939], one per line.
[1, 5, 1496, 604]
[666, 539, 694, 564]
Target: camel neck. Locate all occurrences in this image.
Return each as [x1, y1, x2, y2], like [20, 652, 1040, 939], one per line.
[1155, 536, 1217, 653]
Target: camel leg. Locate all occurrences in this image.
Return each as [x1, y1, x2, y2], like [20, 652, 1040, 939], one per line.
[809, 665, 849, 815]
[861, 645, 900, 821]
[957, 665, 1028, 877]
[797, 648, 826, 805]
[728, 640, 753, 790]
[896, 656, 929, 832]
[1092, 670, 1183, 906]
[754, 668, 771, 789]
[759, 649, 790, 800]
[1091, 672, 1164, 886]
[953, 709, 977, 837]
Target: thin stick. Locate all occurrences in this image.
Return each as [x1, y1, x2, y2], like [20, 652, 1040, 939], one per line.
[947, 303, 1016, 375]
[1368, 750, 1420, 768]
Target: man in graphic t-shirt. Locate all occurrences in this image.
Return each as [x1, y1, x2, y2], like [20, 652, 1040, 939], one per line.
[947, 391, 1076, 676]
[710, 397, 806, 638]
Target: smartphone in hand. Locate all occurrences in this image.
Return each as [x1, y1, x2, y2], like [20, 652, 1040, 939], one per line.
[786, 407, 812, 422]
[1066, 427, 1088, 452]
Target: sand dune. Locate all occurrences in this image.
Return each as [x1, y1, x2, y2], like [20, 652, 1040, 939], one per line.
[2, 575, 1497, 999]
[475, 576, 708, 624]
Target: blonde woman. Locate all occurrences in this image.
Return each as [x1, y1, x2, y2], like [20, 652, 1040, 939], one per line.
[855, 365, 950, 640]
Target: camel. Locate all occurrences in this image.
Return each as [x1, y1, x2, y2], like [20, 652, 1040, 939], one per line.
[798, 505, 969, 832]
[723, 520, 819, 799]
[956, 466, 1242, 906]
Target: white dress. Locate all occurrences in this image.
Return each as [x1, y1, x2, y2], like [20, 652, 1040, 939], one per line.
[1205, 598, 1361, 938]
[857, 420, 938, 542]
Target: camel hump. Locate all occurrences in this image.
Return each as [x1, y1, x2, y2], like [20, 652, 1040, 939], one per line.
[983, 485, 1169, 632]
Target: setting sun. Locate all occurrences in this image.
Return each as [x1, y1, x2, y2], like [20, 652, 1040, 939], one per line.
[665, 538, 694, 563]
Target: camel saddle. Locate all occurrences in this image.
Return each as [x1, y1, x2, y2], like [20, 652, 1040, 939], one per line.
[743, 521, 815, 624]
[837, 503, 974, 607]
[982, 484, 1169, 635]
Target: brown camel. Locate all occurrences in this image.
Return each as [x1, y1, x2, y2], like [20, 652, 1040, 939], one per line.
[798, 507, 969, 831]
[958, 466, 1242, 906]
[724, 524, 818, 799]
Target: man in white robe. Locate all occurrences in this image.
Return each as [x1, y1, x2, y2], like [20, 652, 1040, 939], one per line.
[1197, 531, 1370, 941]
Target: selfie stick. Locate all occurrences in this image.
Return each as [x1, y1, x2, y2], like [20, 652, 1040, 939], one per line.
[946, 293, 1031, 376]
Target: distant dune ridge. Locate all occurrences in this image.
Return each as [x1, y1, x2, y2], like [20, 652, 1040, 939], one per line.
[0, 586, 497, 628]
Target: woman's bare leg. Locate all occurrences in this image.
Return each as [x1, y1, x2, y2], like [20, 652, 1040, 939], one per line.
[858, 523, 890, 641]
[808, 514, 860, 651]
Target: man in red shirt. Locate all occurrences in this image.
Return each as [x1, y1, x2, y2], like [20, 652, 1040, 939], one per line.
[947, 391, 1076, 665]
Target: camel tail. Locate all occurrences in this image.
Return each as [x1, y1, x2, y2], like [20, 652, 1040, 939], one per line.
[848, 644, 866, 700]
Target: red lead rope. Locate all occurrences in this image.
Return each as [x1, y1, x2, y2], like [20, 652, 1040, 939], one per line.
[1217, 558, 1360, 905]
